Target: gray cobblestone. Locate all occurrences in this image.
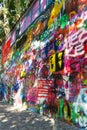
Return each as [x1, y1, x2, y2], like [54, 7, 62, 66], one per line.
[0, 102, 79, 130]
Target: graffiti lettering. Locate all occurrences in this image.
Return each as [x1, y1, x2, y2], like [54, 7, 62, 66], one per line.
[65, 28, 87, 57]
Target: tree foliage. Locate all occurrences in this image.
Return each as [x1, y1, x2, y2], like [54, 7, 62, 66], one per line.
[0, 0, 31, 44]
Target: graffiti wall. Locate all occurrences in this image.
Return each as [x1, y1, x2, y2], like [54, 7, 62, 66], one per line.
[1, 0, 87, 128]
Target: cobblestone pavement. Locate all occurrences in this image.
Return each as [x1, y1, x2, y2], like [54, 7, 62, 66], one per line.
[0, 102, 80, 130]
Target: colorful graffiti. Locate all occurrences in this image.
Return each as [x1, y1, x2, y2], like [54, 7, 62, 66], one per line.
[1, 1, 87, 128]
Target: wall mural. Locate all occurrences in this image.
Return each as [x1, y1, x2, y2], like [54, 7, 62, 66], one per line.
[1, 1, 87, 128]
[38, 6, 87, 128]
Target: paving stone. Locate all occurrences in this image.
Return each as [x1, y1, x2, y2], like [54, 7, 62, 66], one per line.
[0, 102, 79, 130]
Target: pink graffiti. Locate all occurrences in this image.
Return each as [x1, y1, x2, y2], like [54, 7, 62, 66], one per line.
[64, 28, 87, 57]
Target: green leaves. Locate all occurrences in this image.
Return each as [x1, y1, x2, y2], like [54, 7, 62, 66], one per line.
[0, 0, 31, 43]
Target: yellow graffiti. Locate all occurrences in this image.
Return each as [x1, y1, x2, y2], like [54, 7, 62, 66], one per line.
[49, 53, 56, 73]
[48, 0, 66, 28]
[24, 42, 30, 52]
[58, 60, 62, 68]
[58, 52, 63, 59]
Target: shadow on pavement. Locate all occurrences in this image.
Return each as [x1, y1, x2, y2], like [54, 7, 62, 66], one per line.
[0, 102, 53, 130]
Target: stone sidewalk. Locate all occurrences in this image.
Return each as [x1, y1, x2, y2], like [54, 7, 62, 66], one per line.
[0, 102, 80, 130]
